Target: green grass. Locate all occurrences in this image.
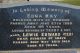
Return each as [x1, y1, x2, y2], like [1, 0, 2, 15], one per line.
[51, 0, 80, 6]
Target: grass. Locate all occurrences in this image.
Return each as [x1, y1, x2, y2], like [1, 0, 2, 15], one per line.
[51, 0, 80, 6]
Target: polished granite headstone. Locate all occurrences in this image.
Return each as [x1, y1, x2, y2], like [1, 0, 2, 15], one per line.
[0, 2, 80, 50]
